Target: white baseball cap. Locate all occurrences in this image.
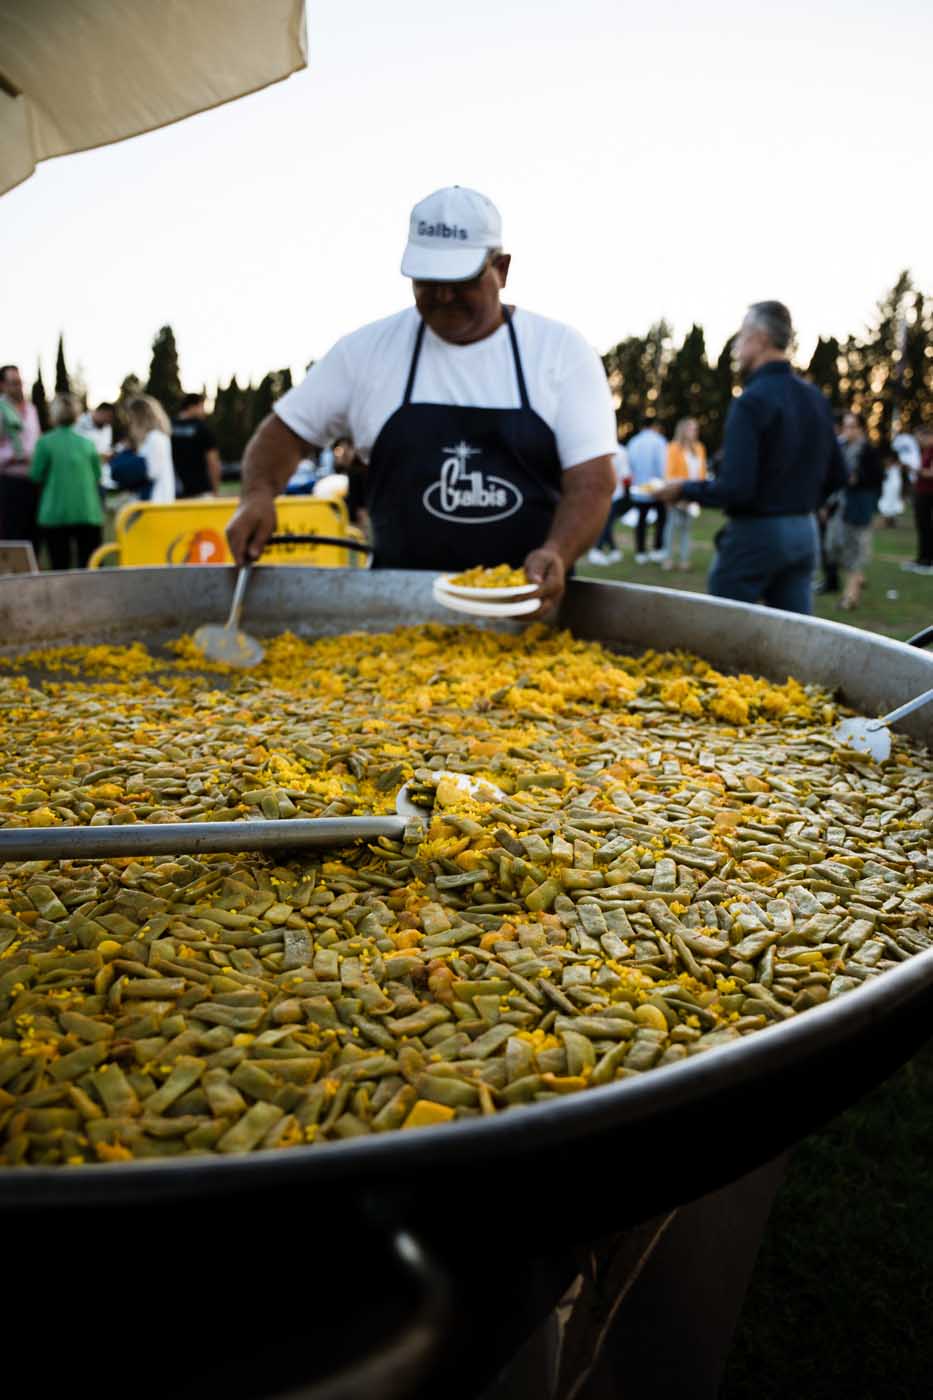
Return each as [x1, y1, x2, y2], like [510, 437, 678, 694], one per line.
[400, 186, 503, 282]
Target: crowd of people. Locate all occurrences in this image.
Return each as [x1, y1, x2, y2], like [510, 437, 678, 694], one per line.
[3, 183, 932, 621]
[0, 373, 226, 567]
[586, 351, 933, 611]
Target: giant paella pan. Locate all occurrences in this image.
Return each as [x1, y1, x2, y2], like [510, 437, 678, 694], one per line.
[0, 568, 931, 1396]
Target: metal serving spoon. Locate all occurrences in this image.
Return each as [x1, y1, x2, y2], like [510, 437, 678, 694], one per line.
[0, 774, 505, 863]
[191, 536, 373, 669]
[833, 685, 933, 762]
[192, 564, 264, 668]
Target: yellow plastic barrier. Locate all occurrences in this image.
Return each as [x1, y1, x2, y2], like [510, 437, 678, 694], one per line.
[89, 496, 365, 569]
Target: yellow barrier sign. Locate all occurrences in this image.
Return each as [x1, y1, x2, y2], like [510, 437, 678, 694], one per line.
[90, 496, 363, 569]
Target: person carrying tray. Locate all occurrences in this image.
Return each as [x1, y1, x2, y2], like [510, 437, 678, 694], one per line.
[226, 186, 617, 613]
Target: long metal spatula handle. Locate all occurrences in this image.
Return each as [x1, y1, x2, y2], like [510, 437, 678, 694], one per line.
[867, 686, 933, 731]
[0, 816, 406, 862]
[226, 564, 252, 631]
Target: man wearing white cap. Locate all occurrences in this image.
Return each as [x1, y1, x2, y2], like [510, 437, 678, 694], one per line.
[227, 186, 617, 611]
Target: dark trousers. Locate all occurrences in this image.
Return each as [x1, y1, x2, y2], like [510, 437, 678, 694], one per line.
[0, 474, 40, 548]
[709, 514, 818, 615]
[634, 501, 666, 555]
[915, 495, 933, 566]
[597, 495, 629, 550]
[44, 524, 102, 571]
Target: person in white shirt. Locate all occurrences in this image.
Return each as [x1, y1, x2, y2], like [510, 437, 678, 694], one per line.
[125, 395, 176, 504]
[226, 186, 617, 614]
[75, 403, 115, 459]
[75, 403, 116, 488]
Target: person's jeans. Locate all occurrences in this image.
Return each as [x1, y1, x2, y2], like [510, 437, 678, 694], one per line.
[633, 500, 666, 555]
[596, 495, 628, 551]
[663, 506, 693, 566]
[708, 514, 819, 615]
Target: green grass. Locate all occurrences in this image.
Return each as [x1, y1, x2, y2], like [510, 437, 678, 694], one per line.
[578, 509, 931, 644]
[721, 1047, 933, 1399]
[581, 509, 933, 1397]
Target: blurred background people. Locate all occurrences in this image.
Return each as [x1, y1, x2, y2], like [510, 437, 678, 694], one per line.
[626, 417, 668, 562]
[75, 401, 115, 459]
[904, 423, 933, 573]
[334, 437, 369, 529]
[126, 395, 176, 503]
[877, 441, 905, 527]
[588, 442, 630, 564]
[29, 393, 103, 569]
[824, 411, 883, 610]
[661, 417, 706, 570]
[0, 363, 41, 547]
[171, 393, 221, 497]
[75, 401, 116, 489]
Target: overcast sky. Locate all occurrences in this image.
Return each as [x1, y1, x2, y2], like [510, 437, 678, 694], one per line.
[4, 0, 932, 402]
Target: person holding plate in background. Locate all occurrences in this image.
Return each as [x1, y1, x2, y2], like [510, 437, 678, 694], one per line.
[652, 301, 846, 615]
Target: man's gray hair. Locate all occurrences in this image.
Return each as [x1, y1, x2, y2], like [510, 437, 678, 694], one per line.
[746, 301, 794, 351]
[51, 393, 79, 427]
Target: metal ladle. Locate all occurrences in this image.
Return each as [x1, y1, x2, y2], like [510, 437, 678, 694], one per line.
[192, 564, 264, 668]
[191, 535, 373, 669]
[0, 774, 505, 863]
[833, 685, 933, 762]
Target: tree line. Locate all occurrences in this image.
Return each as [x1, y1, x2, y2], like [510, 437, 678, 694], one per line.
[33, 271, 933, 463]
[38, 326, 293, 464]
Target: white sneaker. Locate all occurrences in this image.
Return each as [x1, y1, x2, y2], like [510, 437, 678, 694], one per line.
[649, 549, 667, 563]
[634, 552, 649, 564]
[587, 548, 610, 565]
[604, 548, 623, 563]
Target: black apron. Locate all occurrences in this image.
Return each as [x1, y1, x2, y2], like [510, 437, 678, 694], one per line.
[365, 307, 562, 570]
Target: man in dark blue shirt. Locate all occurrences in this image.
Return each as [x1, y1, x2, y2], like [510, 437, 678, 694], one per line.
[654, 301, 846, 614]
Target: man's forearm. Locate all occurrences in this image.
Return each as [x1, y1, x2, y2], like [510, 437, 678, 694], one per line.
[241, 414, 310, 500]
[543, 457, 615, 564]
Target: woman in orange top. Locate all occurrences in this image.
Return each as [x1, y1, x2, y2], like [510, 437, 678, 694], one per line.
[662, 417, 707, 570]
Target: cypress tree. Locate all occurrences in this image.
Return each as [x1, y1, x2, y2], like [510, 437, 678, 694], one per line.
[704, 335, 737, 454]
[145, 326, 183, 417]
[31, 362, 50, 431]
[603, 321, 672, 442]
[806, 336, 843, 411]
[54, 334, 71, 394]
[659, 324, 715, 437]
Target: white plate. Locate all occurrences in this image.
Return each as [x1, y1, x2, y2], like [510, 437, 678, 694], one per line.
[432, 581, 541, 618]
[435, 573, 539, 600]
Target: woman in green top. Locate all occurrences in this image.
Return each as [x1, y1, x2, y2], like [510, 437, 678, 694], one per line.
[29, 394, 103, 569]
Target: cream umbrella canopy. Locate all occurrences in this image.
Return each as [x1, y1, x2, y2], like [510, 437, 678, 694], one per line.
[0, 0, 307, 196]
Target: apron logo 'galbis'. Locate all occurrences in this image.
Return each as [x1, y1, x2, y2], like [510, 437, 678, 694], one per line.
[422, 441, 524, 524]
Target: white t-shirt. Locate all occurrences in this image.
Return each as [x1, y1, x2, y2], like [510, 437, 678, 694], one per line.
[274, 306, 617, 471]
[75, 412, 113, 458]
[683, 448, 703, 481]
[140, 429, 176, 503]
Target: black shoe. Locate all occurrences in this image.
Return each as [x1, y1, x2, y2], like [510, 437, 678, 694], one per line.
[814, 579, 840, 595]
